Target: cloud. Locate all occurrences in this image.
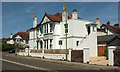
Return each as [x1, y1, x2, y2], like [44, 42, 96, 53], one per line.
[25, 6, 35, 13]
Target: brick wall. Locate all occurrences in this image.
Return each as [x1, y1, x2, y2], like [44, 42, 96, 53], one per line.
[114, 48, 120, 66]
[44, 49, 69, 54]
[30, 49, 69, 54]
[30, 50, 42, 53]
[71, 50, 83, 62]
[17, 49, 25, 52]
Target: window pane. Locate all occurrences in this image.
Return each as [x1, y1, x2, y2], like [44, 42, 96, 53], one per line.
[50, 24, 52, 32]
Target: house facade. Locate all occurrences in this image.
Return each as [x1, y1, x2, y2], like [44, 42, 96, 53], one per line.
[7, 32, 29, 46]
[29, 5, 97, 57]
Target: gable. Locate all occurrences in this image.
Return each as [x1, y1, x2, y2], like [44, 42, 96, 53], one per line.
[15, 35, 22, 39]
[41, 16, 51, 24]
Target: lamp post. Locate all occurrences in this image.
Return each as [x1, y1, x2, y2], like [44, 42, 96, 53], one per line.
[65, 2, 68, 61]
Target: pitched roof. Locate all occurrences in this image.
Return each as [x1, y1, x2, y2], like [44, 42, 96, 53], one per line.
[101, 24, 120, 34]
[45, 12, 82, 22]
[97, 35, 115, 44]
[45, 12, 62, 22]
[12, 32, 29, 40]
[107, 34, 120, 46]
[29, 12, 82, 30]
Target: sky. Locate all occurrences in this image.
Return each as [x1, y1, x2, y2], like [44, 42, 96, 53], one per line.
[2, 2, 119, 38]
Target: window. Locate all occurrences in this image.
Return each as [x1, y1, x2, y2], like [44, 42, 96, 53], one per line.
[44, 40, 46, 49]
[44, 24, 48, 34]
[47, 40, 48, 49]
[93, 26, 95, 32]
[87, 26, 90, 35]
[50, 24, 52, 32]
[26, 40, 28, 44]
[50, 39, 52, 49]
[44, 25, 46, 33]
[47, 24, 48, 33]
[76, 41, 79, 46]
[59, 40, 62, 45]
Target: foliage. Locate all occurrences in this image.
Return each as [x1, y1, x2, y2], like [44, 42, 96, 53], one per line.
[104, 49, 108, 57]
[1, 41, 29, 51]
[17, 43, 29, 49]
[1, 43, 15, 51]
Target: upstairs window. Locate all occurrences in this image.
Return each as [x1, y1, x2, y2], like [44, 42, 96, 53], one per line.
[44, 25, 46, 33]
[47, 24, 48, 33]
[87, 26, 90, 35]
[50, 24, 52, 32]
[76, 41, 79, 46]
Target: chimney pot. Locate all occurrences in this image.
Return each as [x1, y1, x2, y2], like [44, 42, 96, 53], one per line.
[107, 21, 110, 25]
[114, 24, 119, 27]
[72, 9, 78, 19]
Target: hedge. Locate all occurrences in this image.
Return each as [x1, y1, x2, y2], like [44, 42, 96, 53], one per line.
[1, 43, 15, 51]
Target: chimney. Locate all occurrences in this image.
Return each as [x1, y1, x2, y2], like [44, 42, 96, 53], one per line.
[62, 4, 67, 21]
[107, 21, 110, 25]
[96, 18, 100, 28]
[63, 4, 65, 11]
[10, 33, 13, 39]
[33, 12, 37, 28]
[72, 9, 78, 19]
[114, 24, 119, 27]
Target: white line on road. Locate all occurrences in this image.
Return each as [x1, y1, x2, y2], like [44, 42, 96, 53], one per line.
[0, 58, 57, 71]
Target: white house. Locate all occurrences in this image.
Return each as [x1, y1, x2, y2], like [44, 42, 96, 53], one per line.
[7, 32, 29, 46]
[29, 4, 97, 57]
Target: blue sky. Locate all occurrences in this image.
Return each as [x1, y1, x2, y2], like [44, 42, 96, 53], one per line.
[2, 2, 118, 38]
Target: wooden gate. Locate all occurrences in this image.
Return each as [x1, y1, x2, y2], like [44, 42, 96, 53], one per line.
[98, 46, 107, 56]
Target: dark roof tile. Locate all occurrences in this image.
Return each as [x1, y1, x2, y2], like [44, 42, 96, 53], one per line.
[12, 32, 29, 40]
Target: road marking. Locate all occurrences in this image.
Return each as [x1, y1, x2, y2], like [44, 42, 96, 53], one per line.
[0, 58, 58, 72]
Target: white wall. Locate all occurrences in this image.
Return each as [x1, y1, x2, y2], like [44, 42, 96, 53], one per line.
[29, 15, 97, 57]
[29, 30, 37, 49]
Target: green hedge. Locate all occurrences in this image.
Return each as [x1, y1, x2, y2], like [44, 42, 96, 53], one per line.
[1, 43, 15, 51]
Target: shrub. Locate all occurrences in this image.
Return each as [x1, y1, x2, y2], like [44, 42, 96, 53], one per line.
[2, 43, 15, 51]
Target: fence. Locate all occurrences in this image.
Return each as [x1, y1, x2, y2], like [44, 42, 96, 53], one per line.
[17, 49, 69, 60]
[71, 50, 83, 62]
[97, 46, 107, 56]
[114, 48, 120, 66]
[18, 48, 89, 63]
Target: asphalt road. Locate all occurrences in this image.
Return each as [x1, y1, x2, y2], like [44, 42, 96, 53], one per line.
[1, 53, 120, 72]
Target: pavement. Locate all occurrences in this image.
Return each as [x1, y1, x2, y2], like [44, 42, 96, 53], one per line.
[1, 53, 120, 72]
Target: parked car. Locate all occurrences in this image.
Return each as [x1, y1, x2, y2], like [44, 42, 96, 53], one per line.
[9, 49, 15, 53]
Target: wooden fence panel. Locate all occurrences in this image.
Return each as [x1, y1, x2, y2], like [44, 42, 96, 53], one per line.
[98, 46, 107, 56]
[71, 50, 83, 62]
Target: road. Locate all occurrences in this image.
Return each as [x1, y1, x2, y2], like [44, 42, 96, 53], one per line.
[1, 53, 120, 72]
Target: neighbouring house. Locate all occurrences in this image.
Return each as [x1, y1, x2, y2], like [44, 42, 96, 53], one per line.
[96, 19, 120, 56]
[28, 4, 97, 57]
[107, 34, 120, 46]
[97, 20, 120, 36]
[7, 32, 29, 46]
[97, 35, 115, 56]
